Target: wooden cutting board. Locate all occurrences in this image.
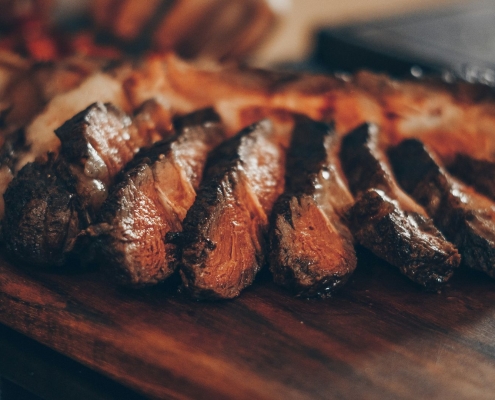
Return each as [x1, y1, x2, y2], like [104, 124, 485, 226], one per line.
[1, 248, 495, 400]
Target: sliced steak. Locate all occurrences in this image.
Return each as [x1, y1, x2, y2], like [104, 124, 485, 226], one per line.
[341, 123, 460, 289]
[448, 154, 495, 202]
[389, 139, 495, 278]
[269, 117, 356, 297]
[90, 109, 224, 287]
[177, 119, 287, 299]
[3, 102, 162, 268]
[2, 157, 79, 267]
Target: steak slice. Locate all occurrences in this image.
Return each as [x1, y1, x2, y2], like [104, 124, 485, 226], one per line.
[54, 102, 149, 217]
[448, 154, 495, 202]
[2, 157, 79, 267]
[389, 139, 495, 278]
[90, 109, 224, 287]
[269, 116, 356, 298]
[341, 123, 460, 289]
[177, 119, 287, 299]
[3, 102, 162, 268]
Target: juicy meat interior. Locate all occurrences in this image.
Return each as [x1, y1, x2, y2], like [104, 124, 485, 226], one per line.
[3, 102, 164, 267]
[340, 123, 460, 289]
[177, 118, 287, 299]
[269, 116, 357, 297]
[90, 109, 224, 286]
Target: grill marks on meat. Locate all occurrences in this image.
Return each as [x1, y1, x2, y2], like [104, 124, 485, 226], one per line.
[178, 119, 286, 299]
[3, 102, 158, 267]
[269, 117, 356, 298]
[91, 109, 224, 286]
[390, 140, 495, 279]
[341, 124, 460, 289]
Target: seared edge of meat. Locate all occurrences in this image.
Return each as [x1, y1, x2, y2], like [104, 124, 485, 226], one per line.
[341, 123, 460, 289]
[177, 119, 286, 299]
[54, 102, 144, 216]
[347, 189, 460, 288]
[389, 139, 495, 278]
[90, 109, 224, 287]
[3, 157, 79, 267]
[2, 102, 155, 268]
[269, 117, 357, 297]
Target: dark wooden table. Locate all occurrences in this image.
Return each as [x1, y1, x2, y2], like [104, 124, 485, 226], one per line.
[0, 322, 146, 400]
[1, 247, 495, 399]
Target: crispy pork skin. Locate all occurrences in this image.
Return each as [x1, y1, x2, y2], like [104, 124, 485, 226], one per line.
[90, 109, 224, 286]
[269, 117, 356, 298]
[177, 119, 286, 299]
[3, 102, 158, 268]
[341, 124, 460, 289]
[390, 139, 495, 278]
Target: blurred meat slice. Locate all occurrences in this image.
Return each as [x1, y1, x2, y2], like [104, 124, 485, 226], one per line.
[269, 116, 356, 298]
[390, 139, 495, 279]
[124, 53, 383, 135]
[341, 123, 460, 289]
[91, 0, 280, 60]
[178, 118, 288, 299]
[90, 109, 224, 286]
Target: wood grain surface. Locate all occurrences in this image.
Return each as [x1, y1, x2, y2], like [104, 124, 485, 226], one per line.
[1, 247, 495, 399]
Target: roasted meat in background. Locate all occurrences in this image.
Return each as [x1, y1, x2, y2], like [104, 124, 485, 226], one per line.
[3, 101, 168, 267]
[0, 0, 282, 61]
[390, 140, 495, 279]
[269, 116, 356, 297]
[340, 123, 460, 289]
[176, 118, 288, 299]
[91, 0, 281, 60]
[90, 109, 224, 286]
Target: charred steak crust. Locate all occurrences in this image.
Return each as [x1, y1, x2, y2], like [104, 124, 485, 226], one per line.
[347, 190, 460, 288]
[91, 108, 225, 287]
[341, 124, 460, 289]
[3, 102, 147, 268]
[3, 158, 79, 267]
[178, 119, 285, 299]
[389, 139, 495, 278]
[54, 102, 145, 213]
[269, 117, 357, 298]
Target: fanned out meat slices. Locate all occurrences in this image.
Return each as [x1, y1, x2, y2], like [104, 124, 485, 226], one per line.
[89, 109, 225, 287]
[269, 116, 356, 298]
[176, 118, 288, 299]
[3, 101, 168, 268]
[389, 140, 495, 279]
[340, 123, 460, 289]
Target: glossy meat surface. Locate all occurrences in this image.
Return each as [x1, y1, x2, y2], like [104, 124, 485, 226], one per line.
[270, 117, 356, 297]
[341, 124, 460, 289]
[390, 139, 495, 279]
[3, 102, 158, 268]
[178, 119, 286, 299]
[92, 109, 224, 286]
[3, 157, 79, 267]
